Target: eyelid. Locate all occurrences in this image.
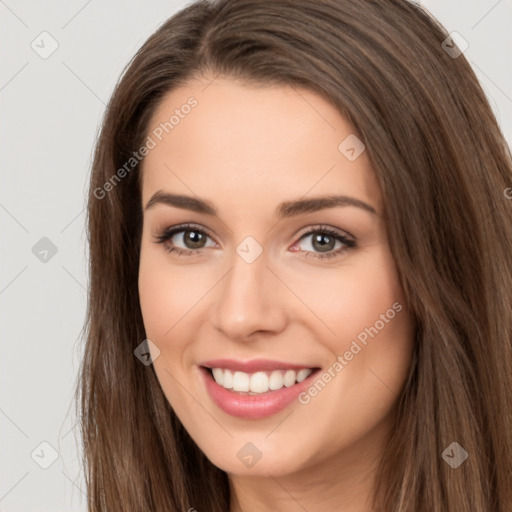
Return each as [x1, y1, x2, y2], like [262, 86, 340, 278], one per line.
[153, 222, 356, 259]
[294, 223, 355, 242]
[154, 223, 355, 243]
[154, 222, 217, 243]
[290, 225, 356, 258]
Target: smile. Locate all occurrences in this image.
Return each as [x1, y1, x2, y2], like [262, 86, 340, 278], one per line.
[210, 367, 313, 393]
[198, 359, 321, 419]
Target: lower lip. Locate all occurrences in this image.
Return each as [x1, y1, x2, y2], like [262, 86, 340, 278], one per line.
[199, 366, 319, 419]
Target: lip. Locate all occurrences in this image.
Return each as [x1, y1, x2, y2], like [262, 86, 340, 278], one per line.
[198, 363, 320, 420]
[199, 358, 315, 373]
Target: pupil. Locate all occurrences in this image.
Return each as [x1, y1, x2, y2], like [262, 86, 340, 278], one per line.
[185, 230, 205, 248]
[313, 233, 334, 252]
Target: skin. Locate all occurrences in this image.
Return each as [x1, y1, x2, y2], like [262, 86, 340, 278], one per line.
[138, 76, 416, 512]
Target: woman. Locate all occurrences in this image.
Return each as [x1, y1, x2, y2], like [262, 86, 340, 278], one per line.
[78, 0, 512, 510]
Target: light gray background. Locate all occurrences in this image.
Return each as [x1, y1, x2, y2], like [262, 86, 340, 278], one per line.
[1, 1, 511, 510]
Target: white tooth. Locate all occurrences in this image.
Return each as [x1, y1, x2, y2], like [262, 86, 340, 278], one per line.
[223, 369, 233, 389]
[269, 370, 284, 390]
[217, 367, 311, 393]
[296, 369, 312, 383]
[232, 371, 250, 392]
[250, 372, 269, 393]
[212, 368, 224, 386]
[283, 370, 296, 387]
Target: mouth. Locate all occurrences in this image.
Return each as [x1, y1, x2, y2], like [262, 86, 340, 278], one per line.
[198, 359, 321, 419]
[204, 366, 316, 394]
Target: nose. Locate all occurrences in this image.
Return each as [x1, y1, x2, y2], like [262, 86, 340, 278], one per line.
[212, 247, 288, 342]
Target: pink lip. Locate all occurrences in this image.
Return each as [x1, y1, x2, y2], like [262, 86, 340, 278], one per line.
[199, 358, 314, 373]
[198, 365, 320, 420]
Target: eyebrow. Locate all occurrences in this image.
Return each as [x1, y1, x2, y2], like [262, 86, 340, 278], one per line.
[144, 190, 377, 217]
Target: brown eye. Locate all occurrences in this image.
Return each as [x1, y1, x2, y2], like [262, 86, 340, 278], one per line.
[180, 229, 208, 249]
[293, 226, 356, 260]
[153, 224, 216, 256]
[310, 233, 337, 253]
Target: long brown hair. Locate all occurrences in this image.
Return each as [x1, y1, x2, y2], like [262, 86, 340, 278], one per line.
[78, 0, 512, 510]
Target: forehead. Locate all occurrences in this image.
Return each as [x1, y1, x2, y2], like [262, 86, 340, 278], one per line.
[140, 77, 382, 216]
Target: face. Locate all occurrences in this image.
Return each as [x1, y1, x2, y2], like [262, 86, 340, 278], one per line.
[138, 76, 415, 480]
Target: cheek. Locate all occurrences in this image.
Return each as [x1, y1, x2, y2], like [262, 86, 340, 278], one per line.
[287, 245, 406, 348]
[323, 248, 414, 404]
[138, 245, 219, 392]
[138, 246, 203, 338]
[138, 250, 195, 403]
[138, 256, 173, 338]
[290, 245, 415, 402]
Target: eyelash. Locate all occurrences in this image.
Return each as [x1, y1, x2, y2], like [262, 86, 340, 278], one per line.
[153, 223, 356, 260]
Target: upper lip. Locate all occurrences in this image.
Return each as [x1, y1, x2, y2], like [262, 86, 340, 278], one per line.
[199, 358, 318, 373]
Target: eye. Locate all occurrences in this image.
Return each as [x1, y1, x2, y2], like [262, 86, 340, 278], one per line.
[153, 223, 356, 260]
[153, 223, 216, 257]
[290, 225, 356, 260]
